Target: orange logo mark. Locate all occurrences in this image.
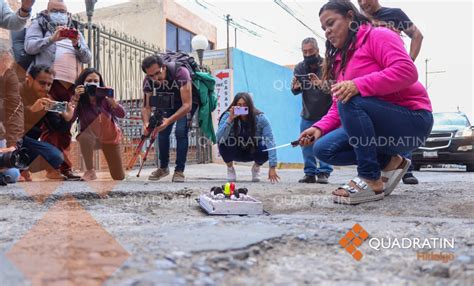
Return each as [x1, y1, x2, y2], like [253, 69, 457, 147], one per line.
[339, 223, 369, 261]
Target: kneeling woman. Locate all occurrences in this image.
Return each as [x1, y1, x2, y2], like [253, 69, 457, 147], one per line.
[217, 92, 280, 183]
[299, 1, 433, 204]
[71, 68, 125, 181]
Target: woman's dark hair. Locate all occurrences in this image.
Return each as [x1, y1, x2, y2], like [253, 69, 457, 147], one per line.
[319, 0, 370, 81]
[74, 68, 105, 108]
[219, 92, 263, 150]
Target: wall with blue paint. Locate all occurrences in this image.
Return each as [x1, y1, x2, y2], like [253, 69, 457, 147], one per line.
[232, 48, 304, 164]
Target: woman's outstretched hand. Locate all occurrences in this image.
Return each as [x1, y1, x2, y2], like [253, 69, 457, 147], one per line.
[268, 167, 280, 183]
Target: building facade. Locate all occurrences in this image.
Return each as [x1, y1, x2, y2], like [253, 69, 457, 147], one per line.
[77, 0, 217, 53]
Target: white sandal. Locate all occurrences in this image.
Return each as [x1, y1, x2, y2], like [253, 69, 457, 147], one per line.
[333, 177, 385, 205]
[381, 158, 411, 196]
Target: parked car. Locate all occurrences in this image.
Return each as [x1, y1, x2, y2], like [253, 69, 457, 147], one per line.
[412, 112, 474, 172]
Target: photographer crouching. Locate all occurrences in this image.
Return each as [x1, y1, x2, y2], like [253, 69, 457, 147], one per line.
[21, 65, 72, 180]
[70, 68, 125, 181]
[0, 41, 23, 185]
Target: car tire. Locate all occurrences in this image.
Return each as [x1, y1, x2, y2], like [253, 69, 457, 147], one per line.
[413, 164, 421, 171]
[467, 164, 474, 172]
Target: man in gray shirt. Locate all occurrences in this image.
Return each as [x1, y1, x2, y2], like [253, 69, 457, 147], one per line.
[291, 38, 333, 184]
[0, 0, 35, 30]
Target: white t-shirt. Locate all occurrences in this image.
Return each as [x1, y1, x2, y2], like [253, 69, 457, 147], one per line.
[53, 40, 81, 84]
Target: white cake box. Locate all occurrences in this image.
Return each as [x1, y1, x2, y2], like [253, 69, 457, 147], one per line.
[198, 193, 263, 215]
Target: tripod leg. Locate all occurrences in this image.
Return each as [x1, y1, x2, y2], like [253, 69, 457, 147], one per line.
[137, 130, 159, 177]
[126, 136, 147, 170]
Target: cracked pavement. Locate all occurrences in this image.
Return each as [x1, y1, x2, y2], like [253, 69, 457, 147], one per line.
[0, 164, 473, 285]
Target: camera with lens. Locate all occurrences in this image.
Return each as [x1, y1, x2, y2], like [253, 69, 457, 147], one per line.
[145, 111, 164, 136]
[84, 84, 115, 99]
[149, 89, 174, 110]
[0, 146, 29, 173]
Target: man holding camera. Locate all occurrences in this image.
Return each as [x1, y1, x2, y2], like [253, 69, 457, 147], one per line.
[20, 65, 72, 180]
[141, 55, 196, 183]
[24, 0, 90, 180]
[291, 38, 333, 184]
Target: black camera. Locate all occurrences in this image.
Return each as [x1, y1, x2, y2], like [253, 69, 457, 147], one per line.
[85, 84, 115, 99]
[150, 90, 174, 110]
[0, 147, 29, 170]
[146, 111, 164, 135]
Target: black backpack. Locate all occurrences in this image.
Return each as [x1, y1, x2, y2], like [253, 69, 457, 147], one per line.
[11, 28, 38, 72]
[158, 51, 200, 77]
[157, 51, 202, 106]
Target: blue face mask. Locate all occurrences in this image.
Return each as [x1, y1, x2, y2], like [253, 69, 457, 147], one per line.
[49, 12, 68, 26]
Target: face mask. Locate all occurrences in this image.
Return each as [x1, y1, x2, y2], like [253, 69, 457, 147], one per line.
[49, 12, 68, 26]
[303, 54, 319, 66]
[86, 82, 100, 87]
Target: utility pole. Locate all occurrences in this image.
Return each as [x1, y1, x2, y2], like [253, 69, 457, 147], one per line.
[425, 59, 446, 91]
[226, 14, 231, 69]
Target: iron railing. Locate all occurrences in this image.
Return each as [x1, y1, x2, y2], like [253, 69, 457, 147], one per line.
[73, 20, 212, 169]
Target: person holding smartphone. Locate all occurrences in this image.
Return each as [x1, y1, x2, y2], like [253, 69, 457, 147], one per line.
[217, 92, 280, 183]
[70, 68, 125, 181]
[24, 0, 91, 180]
[20, 65, 72, 181]
[291, 37, 333, 184]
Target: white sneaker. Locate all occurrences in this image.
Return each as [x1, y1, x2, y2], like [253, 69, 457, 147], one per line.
[251, 164, 261, 182]
[227, 166, 236, 182]
[82, 169, 97, 181]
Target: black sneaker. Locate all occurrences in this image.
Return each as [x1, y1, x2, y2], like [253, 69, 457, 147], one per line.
[402, 173, 419, 185]
[62, 170, 83, 181]
[316, 173, 329, 184]
[298, 175, 316, 183]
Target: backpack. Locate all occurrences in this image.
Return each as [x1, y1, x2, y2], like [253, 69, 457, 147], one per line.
[158, 51, 200, 77]
[151, 51, 202, 106]
[11, 28, 39, 73]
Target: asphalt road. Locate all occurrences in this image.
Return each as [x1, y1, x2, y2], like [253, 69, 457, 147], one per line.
[0, 164, 472, 285]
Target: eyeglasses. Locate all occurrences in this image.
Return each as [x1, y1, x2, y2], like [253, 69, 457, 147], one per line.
[148, 67, 163, 78]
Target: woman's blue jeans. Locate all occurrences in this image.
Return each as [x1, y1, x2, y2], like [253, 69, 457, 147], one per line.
[314, 96, 433, 180]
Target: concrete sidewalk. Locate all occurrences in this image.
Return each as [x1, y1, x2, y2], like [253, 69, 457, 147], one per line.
[0, 164, 472, 285]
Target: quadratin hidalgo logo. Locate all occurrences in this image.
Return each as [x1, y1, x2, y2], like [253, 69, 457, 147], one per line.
[339, 223, 369, 261]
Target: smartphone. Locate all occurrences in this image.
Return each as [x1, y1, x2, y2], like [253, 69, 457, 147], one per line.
[295, 74, 311, 83]
[234, 106, 249, 116]
[84, 84, 114, 99]
[59, 29, 78, 39]
[47, 101, 68, 113]
[95, 87, 114, 99]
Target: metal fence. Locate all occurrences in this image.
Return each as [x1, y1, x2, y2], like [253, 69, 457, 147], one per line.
[75, 21, 212, 169]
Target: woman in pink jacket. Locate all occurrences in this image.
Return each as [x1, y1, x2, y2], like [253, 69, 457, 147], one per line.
[299, 0, 433, 205]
